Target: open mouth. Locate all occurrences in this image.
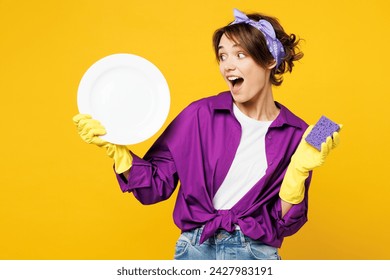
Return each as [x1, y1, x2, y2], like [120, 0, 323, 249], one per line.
[228, 76, 244, 88]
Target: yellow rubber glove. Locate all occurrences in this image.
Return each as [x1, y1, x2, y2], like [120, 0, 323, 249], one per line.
[72, 114, 133, 174]
[279, 125, 341, 204]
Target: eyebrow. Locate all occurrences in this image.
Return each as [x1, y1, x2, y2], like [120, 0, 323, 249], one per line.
[218, 43, 241, 51]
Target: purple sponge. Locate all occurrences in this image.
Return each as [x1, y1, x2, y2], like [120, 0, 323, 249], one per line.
[305, 116, 340, 151]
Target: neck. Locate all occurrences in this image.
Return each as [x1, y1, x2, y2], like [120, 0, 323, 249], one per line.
[234, 88, 280, 121]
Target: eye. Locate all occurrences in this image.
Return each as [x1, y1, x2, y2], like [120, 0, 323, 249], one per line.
[237, 52, 246, 59]
[219, 53, 227, 61]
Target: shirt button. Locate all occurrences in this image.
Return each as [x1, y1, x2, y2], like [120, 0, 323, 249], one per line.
[267, 135, 272, 140]
[269, 161, 273, 165]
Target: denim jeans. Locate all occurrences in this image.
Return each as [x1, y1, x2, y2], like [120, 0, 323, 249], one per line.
[174, 227, 281, 260]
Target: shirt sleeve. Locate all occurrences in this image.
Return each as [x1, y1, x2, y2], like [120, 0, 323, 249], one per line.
[114, 102, 198, 205]
[271, 172, 312, 238]
[115, 120, 181, 205]
[115, 146, 178, 205]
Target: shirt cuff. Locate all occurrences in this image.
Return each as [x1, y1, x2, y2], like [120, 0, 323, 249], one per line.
[273, 198, 307, 235]
[115, 152, 153, 193]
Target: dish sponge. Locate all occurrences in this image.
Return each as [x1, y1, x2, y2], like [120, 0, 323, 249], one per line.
[305, 116, 340, 151]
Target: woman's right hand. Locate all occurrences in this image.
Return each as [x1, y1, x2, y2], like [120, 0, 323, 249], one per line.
[73, 114, 133, 174]
[73, 114, 108, 146]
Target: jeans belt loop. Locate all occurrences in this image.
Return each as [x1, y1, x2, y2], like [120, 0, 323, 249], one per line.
[191, 227, 200, 246]
[237, 227, 246, 244]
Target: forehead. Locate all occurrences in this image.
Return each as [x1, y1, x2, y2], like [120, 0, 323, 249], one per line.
[218, 34, 242, 50]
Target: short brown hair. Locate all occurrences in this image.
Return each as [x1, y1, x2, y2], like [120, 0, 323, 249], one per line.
[213, 12, 303, 86]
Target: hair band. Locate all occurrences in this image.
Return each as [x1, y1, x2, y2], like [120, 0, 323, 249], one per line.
[230, 8, 285, 67]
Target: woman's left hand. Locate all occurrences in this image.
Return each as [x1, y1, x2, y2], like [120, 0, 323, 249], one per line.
[279, 124, 342, 204]
[292, 125, 341, 172]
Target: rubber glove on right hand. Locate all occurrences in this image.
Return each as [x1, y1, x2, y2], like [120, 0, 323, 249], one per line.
[279, 125, 341, 204]
[73, 114, 133, 174]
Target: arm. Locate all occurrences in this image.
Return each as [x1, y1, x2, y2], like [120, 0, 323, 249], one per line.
[122, 169, 130, 180]
[279, 125, 341, 205]
[73, 113, 177, 205]
[116, 144, 179, 205]
[115, 102, 199, 205]
[281, 200, 293, 218]
[73, 114, 133, 174]
[271, 172, 312, 238]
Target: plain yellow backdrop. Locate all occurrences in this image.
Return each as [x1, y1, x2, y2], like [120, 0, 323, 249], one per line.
[1, 0, 389, 260]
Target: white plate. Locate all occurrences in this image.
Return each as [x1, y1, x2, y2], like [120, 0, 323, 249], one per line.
[77, 53, 170, 145]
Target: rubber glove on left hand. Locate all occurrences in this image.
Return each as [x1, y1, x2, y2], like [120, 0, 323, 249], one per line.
[73, 114, 133, 174]
[279, 125, 341, 204]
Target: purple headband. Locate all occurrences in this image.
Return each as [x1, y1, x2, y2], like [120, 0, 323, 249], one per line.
[230, 8, 285, 67]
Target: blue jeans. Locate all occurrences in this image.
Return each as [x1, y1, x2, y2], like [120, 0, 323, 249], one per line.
[174, 227, 281, 260]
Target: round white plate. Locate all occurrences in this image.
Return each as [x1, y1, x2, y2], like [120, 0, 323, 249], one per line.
[77, 53, 170, 145]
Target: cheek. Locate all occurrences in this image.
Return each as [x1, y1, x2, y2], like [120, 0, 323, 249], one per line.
[219, 65, 229, 83]
[245, 73, 266, 93]
[247, 71, 262, 85]
[219, 64, 224, 75]
[250, 69, 267, 85]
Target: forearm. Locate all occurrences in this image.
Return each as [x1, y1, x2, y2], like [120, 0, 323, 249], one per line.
[122, 169, 130, 181]
[279, 161, 308, 204]
[281, 199, 293, 218]
[116, 152, 178, 205]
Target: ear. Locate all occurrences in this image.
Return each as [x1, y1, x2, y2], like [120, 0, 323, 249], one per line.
[267, 60, 277, 69]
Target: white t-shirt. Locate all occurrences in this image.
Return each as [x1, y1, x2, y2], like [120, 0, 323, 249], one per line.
[212, 104, 272, 210]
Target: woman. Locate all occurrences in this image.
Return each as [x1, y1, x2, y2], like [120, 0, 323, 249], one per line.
[73, 9, 340, 260]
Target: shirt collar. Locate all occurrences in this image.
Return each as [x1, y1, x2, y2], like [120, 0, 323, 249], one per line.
[211, 91, 304, 129]
[210, 91, 233, 112]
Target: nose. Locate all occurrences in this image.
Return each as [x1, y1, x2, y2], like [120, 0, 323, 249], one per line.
[224, 64, 235, 71]
[223, 59, 236, 71]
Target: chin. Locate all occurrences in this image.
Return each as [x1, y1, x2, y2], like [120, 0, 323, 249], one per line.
[231, 94, 248, 105]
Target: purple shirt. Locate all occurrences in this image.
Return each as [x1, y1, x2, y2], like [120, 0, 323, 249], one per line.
[116, 91, 312, 247]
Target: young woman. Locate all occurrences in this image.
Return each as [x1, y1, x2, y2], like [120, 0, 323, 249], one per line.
[73, 9, 340, 260]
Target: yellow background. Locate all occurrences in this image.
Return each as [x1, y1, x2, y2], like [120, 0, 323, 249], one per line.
[1, 0, 389, 259]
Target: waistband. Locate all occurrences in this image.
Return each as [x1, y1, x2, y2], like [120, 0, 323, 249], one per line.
[183, 226, 249, 246]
